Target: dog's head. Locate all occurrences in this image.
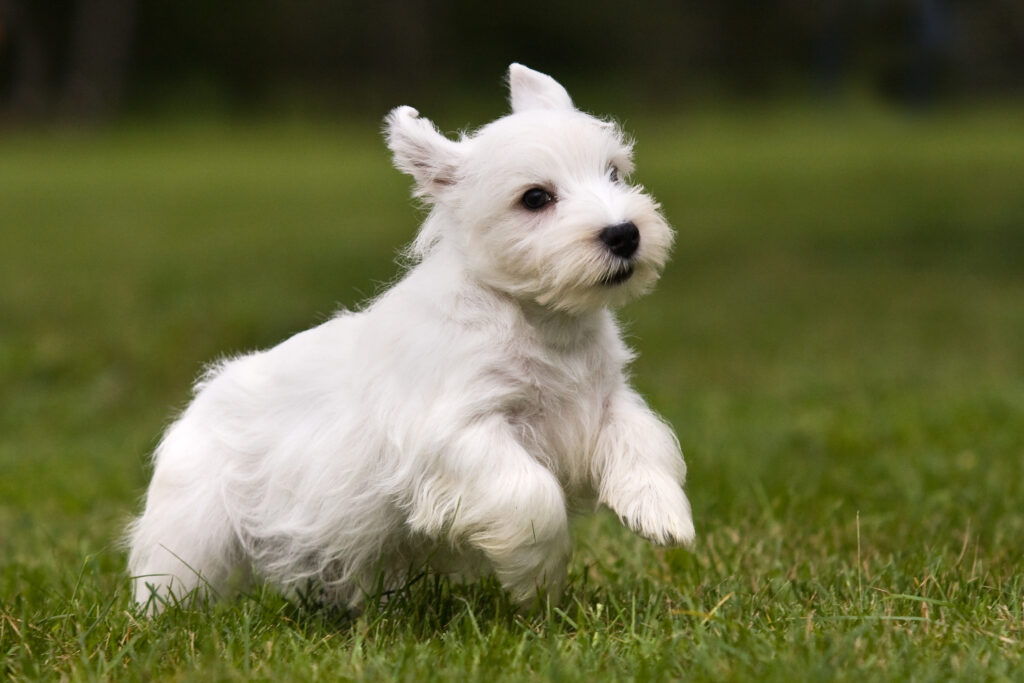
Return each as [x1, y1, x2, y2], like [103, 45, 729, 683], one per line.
[385, 64, 674, 314]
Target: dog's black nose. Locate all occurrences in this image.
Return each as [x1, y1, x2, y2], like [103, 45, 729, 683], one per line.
[599, 222, 640, 259]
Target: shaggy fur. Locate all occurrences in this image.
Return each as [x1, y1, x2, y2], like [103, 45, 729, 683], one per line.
[127, 64, 695, 613]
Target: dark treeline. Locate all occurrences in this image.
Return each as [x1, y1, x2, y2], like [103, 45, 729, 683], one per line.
[1, 0, 1022, 121]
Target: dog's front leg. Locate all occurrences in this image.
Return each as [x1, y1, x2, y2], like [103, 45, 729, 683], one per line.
[407, 415, 571, 605]
[593, 386, 695, 546]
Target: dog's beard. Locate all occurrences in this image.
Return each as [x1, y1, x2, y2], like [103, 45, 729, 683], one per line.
[599, 263, 635, 287]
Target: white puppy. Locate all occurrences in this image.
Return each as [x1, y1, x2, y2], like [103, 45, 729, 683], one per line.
[128, 64, 695, 613]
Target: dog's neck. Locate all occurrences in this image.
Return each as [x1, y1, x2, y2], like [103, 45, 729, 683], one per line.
[412, 242, 609, 351]
[513, 297, 606, 350]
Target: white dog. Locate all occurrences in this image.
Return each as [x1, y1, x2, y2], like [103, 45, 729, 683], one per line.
[128, 64, 695, 613]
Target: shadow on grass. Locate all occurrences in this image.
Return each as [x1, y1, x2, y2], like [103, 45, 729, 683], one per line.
[230, 561, 659, 641]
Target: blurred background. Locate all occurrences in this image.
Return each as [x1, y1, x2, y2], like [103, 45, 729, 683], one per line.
[1, 0, 1023, 121]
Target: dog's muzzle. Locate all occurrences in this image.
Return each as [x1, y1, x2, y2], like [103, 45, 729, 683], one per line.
[598, 222, 639, 286]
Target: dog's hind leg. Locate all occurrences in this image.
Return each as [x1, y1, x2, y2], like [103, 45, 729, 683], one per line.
[127, 483, 246, 614]
[127, 422, 247, 614]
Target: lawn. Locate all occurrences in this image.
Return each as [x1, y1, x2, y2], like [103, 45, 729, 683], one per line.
[1, 103, 1023, 680]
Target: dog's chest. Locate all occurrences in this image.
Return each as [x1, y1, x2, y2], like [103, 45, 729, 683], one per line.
[498, 338, 613, 489]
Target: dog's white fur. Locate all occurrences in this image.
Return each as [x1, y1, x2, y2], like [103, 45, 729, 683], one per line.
[127, 64, 695, 613]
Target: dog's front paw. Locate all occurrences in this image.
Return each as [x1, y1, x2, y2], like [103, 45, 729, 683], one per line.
[603, 475, 695, 547]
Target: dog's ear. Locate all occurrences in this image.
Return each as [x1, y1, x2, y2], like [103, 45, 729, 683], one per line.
[508, 63, 574, 113]
[385, 106, 463, 198]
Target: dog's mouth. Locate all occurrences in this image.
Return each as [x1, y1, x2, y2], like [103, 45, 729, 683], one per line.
[600, 265, 635, 286]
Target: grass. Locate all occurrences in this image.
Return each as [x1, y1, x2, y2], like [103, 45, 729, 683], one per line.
[2, 102, 1023, 680]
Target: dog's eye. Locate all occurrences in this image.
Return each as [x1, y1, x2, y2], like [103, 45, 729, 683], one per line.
[609, 166, 619, 183]
[521, 188, 554, 211]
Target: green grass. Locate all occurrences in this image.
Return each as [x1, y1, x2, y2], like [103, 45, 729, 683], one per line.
[2, 104, 1023, 680]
